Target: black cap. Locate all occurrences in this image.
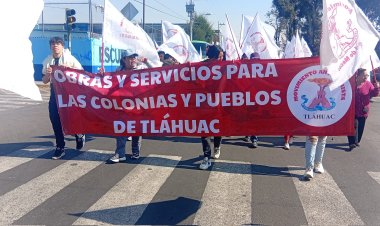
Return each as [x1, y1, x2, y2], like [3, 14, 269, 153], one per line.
[49, 36, 64, 45]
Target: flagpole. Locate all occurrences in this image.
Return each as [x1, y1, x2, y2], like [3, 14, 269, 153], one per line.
[239, 14, 243, 47]
[101, 0, 106, 71]
[239, 13, 257, 48]
[370, 55, 377, 83]
[225, 14, 241, 60]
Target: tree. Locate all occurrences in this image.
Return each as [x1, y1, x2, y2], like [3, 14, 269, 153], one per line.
[297, 0, 323, 55]
[271, 0, 322, 55]
[271, 0, 380, 56]
[192, 14, 214, 42]
[356, 0, 380, 30]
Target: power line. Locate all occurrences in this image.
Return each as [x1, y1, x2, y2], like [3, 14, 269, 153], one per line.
[150, 0, 185, 20]
[132, 0, 188, 22]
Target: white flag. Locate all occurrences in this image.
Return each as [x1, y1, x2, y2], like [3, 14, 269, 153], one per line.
[158, 31, 201, 63]
[293, 30, 305, 58]
[320, 0, 380, 89]
[135, 23, 157, 50]
[284, 31, 305, 58]
[301, 37, 313, 57]
[283, 41, 293, 58]
[222, 16, 243, 60]
[0, 0, 44, 100]
[240, 15, 280, 59]
[103, 0, 160, 67]
[360, 50, 380, 75]
[162, 20, 190, 43]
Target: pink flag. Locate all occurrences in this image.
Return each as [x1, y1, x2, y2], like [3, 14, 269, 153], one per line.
[320, 0, 380, 89]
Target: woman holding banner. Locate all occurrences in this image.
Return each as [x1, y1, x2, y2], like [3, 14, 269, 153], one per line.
[108, 50, 152, 163]
[347, 68, 379, 151]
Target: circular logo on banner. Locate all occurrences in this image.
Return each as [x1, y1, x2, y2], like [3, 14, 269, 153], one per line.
[287, 65, 352, 127]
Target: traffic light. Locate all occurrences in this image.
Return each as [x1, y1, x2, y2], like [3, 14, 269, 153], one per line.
[66, 9, 76, 30]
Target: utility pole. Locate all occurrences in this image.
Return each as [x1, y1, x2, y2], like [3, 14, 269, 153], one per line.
[143, 0, 145, 29]
[89, 0, 93, 35]
[218, 22, 225, 44]
[186, 0, 195, 41]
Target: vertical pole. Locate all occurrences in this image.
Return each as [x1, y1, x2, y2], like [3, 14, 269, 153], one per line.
[89, 0, 92, 36]
[143, 0, 145, 29]
[186, 0, 195, 41]
[190, 18, 193, 41]
[218, 22, 220, 43]
[68, 30, 72, 51]
[42, 10, 44, 34]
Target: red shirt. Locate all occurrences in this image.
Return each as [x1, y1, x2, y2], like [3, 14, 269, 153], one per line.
[355, 81, 379, 117]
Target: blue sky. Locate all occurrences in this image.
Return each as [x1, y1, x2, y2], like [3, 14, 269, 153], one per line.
[41, 0, 273, 37]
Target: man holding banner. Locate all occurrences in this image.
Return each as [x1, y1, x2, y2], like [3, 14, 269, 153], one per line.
[42, 37, 86, 159]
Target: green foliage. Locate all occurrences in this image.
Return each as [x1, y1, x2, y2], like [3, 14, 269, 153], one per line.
[356, 0, 380, 30]
[271, 0, 322, 55]
[193, 14, 214, 43]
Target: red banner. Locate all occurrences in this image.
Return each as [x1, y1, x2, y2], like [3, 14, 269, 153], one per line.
[52, 57, 354, 136]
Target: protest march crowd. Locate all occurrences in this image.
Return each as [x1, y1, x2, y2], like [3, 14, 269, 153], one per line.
[40, 0, 380, 181]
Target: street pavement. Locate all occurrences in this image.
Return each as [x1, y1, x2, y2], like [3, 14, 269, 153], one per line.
[0, 86, 380, 225]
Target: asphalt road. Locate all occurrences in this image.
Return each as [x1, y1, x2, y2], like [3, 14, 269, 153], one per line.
[0, 87, 380, 225]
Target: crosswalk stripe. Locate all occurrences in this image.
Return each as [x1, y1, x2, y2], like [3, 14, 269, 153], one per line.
[72, 148, 114, 162]
[193, 160, 252, 225]
[0, 100, 41, 104]
[0, 146, 52, 174]
[0, 159, 102, 225]
[289, 167, 364, 225]
[0, 104, 25, 109]
[1, 144, 375, 225]
[0, 88, 49, 112]
[74, 154, 182, 225]
[368, 172, 380, 185]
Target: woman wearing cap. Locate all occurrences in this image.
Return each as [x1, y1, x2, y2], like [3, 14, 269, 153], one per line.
[108, 50, 152, 163]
